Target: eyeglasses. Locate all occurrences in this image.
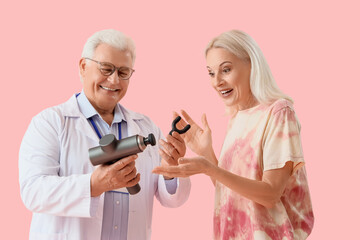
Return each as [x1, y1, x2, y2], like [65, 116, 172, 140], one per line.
[85, 58, 135, 80]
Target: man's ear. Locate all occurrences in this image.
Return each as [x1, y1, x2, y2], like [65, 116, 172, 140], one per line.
[79, 58, 87, 78]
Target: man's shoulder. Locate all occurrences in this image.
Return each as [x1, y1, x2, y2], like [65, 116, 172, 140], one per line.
[33, 95, 78, 124]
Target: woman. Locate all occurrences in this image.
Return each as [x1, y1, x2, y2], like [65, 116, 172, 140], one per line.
[153, 30, 314, 239]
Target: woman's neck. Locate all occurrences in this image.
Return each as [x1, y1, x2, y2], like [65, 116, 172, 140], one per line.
[237, 94, 258, 111]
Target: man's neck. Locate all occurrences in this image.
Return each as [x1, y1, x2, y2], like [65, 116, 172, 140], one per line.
[96, 109, 114, 126]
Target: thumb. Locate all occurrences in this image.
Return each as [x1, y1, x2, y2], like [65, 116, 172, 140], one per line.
[178, 157, 191, 164]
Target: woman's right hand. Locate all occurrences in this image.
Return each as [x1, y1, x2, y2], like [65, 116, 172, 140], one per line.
[174, 110, 214, 157]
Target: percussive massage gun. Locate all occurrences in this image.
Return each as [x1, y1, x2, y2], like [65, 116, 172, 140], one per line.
[88, 133, 156, 195]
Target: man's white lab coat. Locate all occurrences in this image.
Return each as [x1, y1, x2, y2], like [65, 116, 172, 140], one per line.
[19, 95, 191, 240]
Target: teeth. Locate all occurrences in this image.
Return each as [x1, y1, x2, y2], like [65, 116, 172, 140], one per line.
[101, 86, 118, 92]
[221, 89, 232, 94]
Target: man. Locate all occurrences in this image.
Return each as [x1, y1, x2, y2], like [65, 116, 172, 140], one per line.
[19, 29, 191, 240]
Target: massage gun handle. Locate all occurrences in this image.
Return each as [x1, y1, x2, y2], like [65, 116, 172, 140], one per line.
[127, 184, 141, 195]
[107, 157, 140, 195]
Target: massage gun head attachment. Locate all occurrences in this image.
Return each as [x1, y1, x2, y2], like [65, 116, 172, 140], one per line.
[169, 116, 191, 135]
[144, 133, 156, 147]
[98, 133, 156, 153]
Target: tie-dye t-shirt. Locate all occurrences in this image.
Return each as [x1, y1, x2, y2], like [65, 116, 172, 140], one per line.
[214, 99, 314, 240]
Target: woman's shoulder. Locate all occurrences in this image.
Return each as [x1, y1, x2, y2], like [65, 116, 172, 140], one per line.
[267, 98, 295, 114]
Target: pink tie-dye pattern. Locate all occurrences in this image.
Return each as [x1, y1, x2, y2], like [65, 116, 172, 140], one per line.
[276, 131, 298, 139]
[214, 197, 253, 240]
[220, 129, 262, 180]
[214, 195, 296, 240]
[273, 105, 297, 126]
[281, 169, 314, 235]
[214, 100, 314, 240]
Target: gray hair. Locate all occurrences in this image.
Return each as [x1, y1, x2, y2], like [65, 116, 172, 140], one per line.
[81, 29, 136, 64]
[205, 30, 293, 105]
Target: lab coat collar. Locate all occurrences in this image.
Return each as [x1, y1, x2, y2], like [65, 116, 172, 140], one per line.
[62, 94, 144, 141]
[118, 105, 143, 136]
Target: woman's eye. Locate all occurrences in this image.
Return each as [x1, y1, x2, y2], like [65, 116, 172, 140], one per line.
[208, 72, 215, 77]
[223, 68, 231, 73]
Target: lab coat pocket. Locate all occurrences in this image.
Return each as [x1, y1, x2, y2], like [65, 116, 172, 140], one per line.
[29, 232, 67, 240]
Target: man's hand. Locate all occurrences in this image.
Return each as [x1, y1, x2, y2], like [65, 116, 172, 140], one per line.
[90, 155, 140, 197]
[159, 131, 186, 167]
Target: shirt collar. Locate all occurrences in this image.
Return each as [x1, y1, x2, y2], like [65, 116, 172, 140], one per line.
[76, 90, 126, 124]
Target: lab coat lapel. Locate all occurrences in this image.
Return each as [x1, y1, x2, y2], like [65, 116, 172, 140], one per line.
[121, 105, 142, 136]
[62, 94, 100, 144]
[76, 116, 100, 144]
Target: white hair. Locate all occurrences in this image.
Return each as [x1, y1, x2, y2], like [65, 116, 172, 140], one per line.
[81, 29, 136, 64]
[205, 30, 293, 105]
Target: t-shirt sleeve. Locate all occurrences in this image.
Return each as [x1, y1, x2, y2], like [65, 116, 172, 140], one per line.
[262, 105, 305, 174]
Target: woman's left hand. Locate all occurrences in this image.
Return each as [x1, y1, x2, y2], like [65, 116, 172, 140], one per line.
[152, 156, 216, 178]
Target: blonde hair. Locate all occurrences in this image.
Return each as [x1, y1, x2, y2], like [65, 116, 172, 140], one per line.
[205, 30, 293, 106]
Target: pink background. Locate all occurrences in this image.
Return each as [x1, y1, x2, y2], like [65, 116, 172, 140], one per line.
[1, 0, 359, 239]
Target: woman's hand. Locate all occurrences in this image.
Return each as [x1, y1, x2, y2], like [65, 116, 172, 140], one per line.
[175, 110, 214, 157]
[152, 156, 216, 178]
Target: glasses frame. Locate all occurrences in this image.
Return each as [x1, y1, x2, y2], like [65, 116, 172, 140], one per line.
[85, 57, 135, 80]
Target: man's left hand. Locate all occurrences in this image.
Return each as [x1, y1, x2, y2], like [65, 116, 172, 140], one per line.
[159, 131, 186, 167]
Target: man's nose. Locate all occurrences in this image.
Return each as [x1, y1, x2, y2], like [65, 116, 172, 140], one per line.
[107, 70, 120, 83]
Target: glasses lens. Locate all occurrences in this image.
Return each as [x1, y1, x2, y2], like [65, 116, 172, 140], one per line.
[99, 63, 115, 76]
[118, 67, 132, 79]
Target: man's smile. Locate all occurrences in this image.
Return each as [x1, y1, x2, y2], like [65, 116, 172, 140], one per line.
[100, 85, 119, 92]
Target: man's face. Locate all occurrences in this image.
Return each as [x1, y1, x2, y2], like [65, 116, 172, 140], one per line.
[80, 43, 133, 114]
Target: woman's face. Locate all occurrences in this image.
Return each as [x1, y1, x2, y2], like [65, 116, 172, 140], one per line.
[206, 48, 252, 110]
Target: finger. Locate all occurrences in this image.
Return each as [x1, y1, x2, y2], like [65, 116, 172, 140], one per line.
[152, 167, 189, 178]
[112, 155, 137, 171]
[180, 109, 198, 127]
[166, 133, 185, 151]
[126, 173, 141, 187]
[178, 157, 192, 164]
[160, 139, 180, 159]
[201, 113, 211, 131]
[119, 161, 136, 176]
[152, 165, 182, 173]
[123, 167, 138, 182]
[172, 111, 190, 131]
[168, 131, 185, 144]
[172, 111, 180, 120]
[159, 148, 177, 165]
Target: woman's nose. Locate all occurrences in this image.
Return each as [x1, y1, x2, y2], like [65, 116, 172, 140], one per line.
[213, 73, 224, 87]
